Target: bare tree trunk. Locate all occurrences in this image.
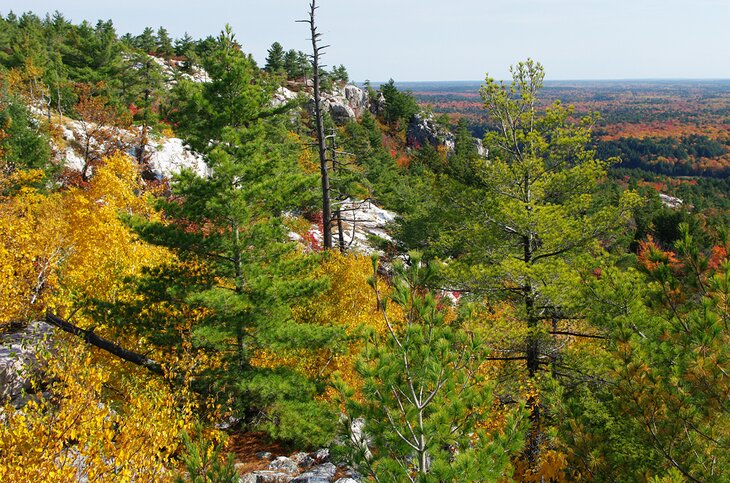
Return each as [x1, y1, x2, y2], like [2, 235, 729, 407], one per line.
[329, 129, 346, 252]
[56, 70, 63, 118]
[300, 0, 332, 249]
[45, 312, 164, 376]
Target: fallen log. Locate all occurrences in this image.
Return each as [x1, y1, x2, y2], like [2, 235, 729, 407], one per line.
[45, 312, 164, 376]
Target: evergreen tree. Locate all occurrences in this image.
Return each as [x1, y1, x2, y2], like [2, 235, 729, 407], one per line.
[430, 59, 640, 468]
[296, 50, 311, 78]
[168, 26, 290, 154]
[60, 19, 125, 89]
[283, 49, 298, 79]
[173, 33, 199, 72]
[130, 26, 336, 446]
[0, 92, 52, 184]
[335, 255, 527, 481]
[379, 79, 419, 127]
[135, 27, 157, 54]
[282, 48, 311, 80]
[156, 27, 174, 58]
[174, 32, 194, 56]
[331, 64, 349, 83]
[565, 226, 730, 481]
[264, 41, 285, 74]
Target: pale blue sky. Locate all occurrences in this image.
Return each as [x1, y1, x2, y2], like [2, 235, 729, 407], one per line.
[2, 0, 728, 81]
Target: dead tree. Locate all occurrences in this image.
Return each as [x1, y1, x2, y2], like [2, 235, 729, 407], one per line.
[298, 0, 333, 249]
[46, 312, 164, 375]
[327, 129, 346, 252]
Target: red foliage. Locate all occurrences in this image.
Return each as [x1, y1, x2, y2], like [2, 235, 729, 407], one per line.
[57, 167, 90, 189]
[637, 180, 666, 192]
[303, 229, 323, 252]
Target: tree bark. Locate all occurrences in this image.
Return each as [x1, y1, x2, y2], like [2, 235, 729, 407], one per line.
[301, 0, 332, 250]
[45, 312, 164, 376]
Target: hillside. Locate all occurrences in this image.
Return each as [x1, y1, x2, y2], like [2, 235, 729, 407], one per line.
[1, 9, 729, 483]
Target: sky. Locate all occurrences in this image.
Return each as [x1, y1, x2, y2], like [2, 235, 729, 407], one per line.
[2, 0, 729, 82]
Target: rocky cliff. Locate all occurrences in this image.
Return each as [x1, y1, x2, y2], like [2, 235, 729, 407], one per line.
[406, 113, 487, 157]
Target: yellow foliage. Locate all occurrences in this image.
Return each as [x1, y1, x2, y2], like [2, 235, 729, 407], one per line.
[56, 152, 170, 310]
[0, 153, 169, 327]
[294, 132, 319, 174]
[514, 449, 570, 483]
[0, 338, 209, 482]
[251, 252, 397, 395]
[0, 180, 66, 325]
[2, 60, 46, 103]
[0, 154, 228, 478]
[160, 126, 176, 139]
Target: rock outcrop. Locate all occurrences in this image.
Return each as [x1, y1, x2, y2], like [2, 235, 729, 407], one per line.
[316, 83, 371, 125]
[56, 118, 209, 180]
[406, 113, 487, 157]
[335, 199, 396, 252]
[290, 199, 397, 254]
[659, 193, 683, 209]
[238, 447, 361, 483]
[144, 136, 210, 179]
[273, 83, 371, 125]
[0, 321, 54, 405]
[406, 113, 456, 152]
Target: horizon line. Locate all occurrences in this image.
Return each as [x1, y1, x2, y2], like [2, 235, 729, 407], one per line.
[361, 78, 730, 84]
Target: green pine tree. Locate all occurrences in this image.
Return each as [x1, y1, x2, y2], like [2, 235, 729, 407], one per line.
[156, 27, 175, 58]
[135, 26, 157, 54]
[428, 59, 641, 466]
[334, 254, 527, 481]
[128, 26, 339, 447]
[264, 41, 285, 74]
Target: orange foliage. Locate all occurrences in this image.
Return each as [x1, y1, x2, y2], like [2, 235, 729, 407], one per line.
[708, 245, 728, 271]
[637, 236, 682, 273]
[600, 120, 730, 142]
[71, 83, 132, 182]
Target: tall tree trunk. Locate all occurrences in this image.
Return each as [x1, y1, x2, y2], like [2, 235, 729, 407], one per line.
[138, 89, 150, 164]
[329, 129, 346, 252]
[524, 175, 542, 466]
[301, 0, 332, 250]
[55, 70, 63, 118]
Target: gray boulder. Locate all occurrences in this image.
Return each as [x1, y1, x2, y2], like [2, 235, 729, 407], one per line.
[310, 448, 330, 463]
[0, 321, 54, 404]
[372, 92, 386, 116]
[474, 138, 488, 158]
[239, 470, 293, 483]
[326, 102, 357, 125]
[269, 456, 299, 474]
[344, 85, 369, 114]
[291, 452, 315, 469]
[256, 451, 274, 460]
[407, 113, 488, 158]
[301, 84, 371, 126]
[290, 462, 337, 483]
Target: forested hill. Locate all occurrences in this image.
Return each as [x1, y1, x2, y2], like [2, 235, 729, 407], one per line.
[399, 79, 730, 178]
[1, 10, 729, 483]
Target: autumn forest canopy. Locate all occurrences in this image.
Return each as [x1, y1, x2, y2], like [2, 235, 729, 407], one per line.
[0, 7, 728, 483]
